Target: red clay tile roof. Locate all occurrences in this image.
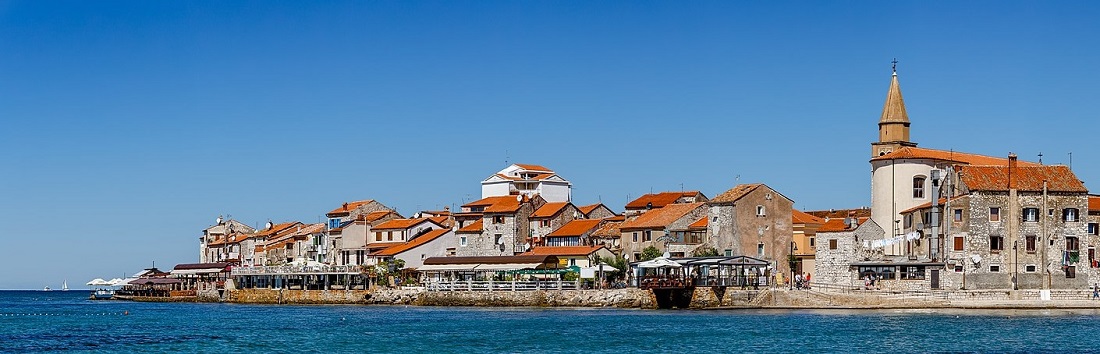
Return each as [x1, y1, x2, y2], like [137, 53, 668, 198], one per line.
[792, 210, 826, 225]
[625, 191, 703, 210]
[429, 216, 453, 228]
[372, 229, 451, 257]
[806, 208, 872, 219]
[520, 245, 606, 257]
[513, 163, 551, 171]
[463, 196, 525, 213]
[326, 200, 375, 216]
[372, 218, 437, 231]
[710, 184, 762, 204]
[547, 219, 603, 237]
[365, 242, 405, 250]
[532, 202, 571, 218]
[253, 222, 301, 238]
[957, 165, 1086, 193]
[817, 217, 869, 232]
[592, 220, 623, 238]
[577, 203, 605, 216]
[1090, 196, 1100, 212]
[604, 215, 626, 222]
[457, 219, 483, 233]
[688, 216, 708, 229]
[621, 202, 704, 230]
[871, 147, 1041, 166]
[362, 210, 396, 222]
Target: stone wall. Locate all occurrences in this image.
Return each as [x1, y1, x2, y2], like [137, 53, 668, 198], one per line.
[232, 288, 372, 304]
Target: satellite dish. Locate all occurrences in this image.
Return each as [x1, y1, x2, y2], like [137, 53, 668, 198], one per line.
[516, 194, 523, 202]
[662, 251, 671, 259]
[216, 215, 223, 225]
[265, 221, 273, 230]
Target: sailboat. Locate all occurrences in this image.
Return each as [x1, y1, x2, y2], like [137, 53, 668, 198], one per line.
[62, 281, 69, 291]
[43, 286, 51, 291]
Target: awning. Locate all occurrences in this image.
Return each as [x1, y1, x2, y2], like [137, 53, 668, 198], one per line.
[171, 268, 227, 276]
[475, 263, 541, 271]
[418, 264, 479, 272]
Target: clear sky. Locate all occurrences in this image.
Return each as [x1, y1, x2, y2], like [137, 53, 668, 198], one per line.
[2, 1, 1098, 289]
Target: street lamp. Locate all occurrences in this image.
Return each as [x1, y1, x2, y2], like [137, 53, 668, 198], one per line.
[789, 241, 798, 290]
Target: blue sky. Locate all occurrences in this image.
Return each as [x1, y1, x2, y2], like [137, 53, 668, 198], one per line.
[2, 1, 1098, 289]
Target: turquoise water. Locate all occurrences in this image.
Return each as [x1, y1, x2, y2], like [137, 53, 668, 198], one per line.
[3, 290, 1100, 353]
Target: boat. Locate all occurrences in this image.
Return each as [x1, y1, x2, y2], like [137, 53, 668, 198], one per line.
[90, 289, 115, 300]
[43, 286, 51, 291]
[62, 281, 69, 291]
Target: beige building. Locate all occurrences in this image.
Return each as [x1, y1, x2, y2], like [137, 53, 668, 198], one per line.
[620, 202, 707, 261]
[705, 184, 794, 277]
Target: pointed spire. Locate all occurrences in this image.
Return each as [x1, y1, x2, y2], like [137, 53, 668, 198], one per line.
[879, 64, 909, 124]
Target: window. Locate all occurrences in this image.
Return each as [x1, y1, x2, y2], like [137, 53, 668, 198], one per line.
[1026, 235, 1037, 253]
[1023, 208, 1039, 222]
[913, 176, 926, 198]
[1066, 266, 1076, 278]
[492, 216, 505, 224]
[953, 237, 964, 251]
[900, 266, 925, 280]
[990, 265, 1000, 272]
[858, 266, 895, 280]
[569, 258, 576, 266]
[494, 234, 502, 245]
[904, 214, 912, 228]
[829, 239, 838, 250]
[756, 205, 766, 217]
[1025, 265, 1036, 272]
[953, 209, 963, 222]
[1067, 236, 1080, 251]
[329, 218, 342, 229]
[989, 207, 1001, 222]
[1089, 223, 1099, 235]
[644, 230, 652, 241]
[387, 231, 394, 241]
[633, 253, 642, 261]
[540, 220, 550, 227]
[632, 232, 638, 242]
[1063, 208, 1080, 222]
[375, 232, 382, 241]
[989, 235, 1004, 252]
[724, 249, 733, 257]
[712, 216, 717, 222]
[809, 238, 815, 247]
[757, 243, 765, 256]
[954, 265, 963, 272]
[459, 236, 467, 246]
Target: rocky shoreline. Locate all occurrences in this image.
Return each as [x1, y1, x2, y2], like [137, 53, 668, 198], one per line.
[122, 287, 1100, 310]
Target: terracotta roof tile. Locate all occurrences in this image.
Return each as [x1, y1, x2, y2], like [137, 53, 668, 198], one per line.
[372, 229, 451, 257]
[710, 184, 762, 204]
[625, 191, 704, 210]
[958, 165, 1086, 193]
[577, 203, 604, 216]
[1090, 196, 1100, 212]
[463, 196, 525, 213]
[326, 200, 375, 216]
[513, 163, 551, 171]
[372, 218, 436, 231]
[457, 219, 483, 233]
[363, 210, 395, 222]
[592, 221, 623, 238]
[898, 196, 967, 215]
[817, 217, 868, 233]
[547, 219, 603, 237]
[806, 208, 872, 219]
[688, 216, 708, 229]
[871, 147, 1041, 166]
[532, 202, 571, 218]
[520, 245, 605, 257]
[792, 209, 826, 225]
[621, 202, 704, 230]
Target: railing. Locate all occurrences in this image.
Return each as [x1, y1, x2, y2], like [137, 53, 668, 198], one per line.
[426, 280, 580, 292]
[693, 276, 770, 288]
[232, 264, 360, 275]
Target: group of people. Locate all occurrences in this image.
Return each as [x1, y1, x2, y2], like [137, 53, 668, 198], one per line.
[787, 272, 811, 290]
[862, 274, 879, 290]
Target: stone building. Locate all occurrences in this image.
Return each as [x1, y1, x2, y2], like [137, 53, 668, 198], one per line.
[456, 195, 546, 256]
[543, 218, 603, 247]
[324, 200, 401, 266]
[262, 223, 325, 265]
[200, 217, 255, 263]
[529, 202, 579, 246]
[705, 183, 794, 277]
[624, 191, 708, 216]
[577, 203, 617, 219]
[899, 157, 1091, 290]
[813, 218, 886, 288]
[620, 202, 707, 260]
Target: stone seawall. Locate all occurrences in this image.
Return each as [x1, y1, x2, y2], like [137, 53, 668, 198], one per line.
[231, 289, 373, 304]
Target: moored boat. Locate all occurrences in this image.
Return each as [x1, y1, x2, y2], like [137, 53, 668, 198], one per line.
[90, 289, 115, 300]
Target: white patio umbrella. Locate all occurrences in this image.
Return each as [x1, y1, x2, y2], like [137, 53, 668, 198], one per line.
[594, 263, 621, 272]
[86, 278, 109, 286]
[107, 278, 129, 287]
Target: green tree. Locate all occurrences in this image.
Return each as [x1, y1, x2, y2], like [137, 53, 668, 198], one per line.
[640, 246, 662, 261]
[691, 245, 719, 257]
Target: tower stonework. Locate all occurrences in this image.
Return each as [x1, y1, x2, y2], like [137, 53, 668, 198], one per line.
[870, 69, 917, 158]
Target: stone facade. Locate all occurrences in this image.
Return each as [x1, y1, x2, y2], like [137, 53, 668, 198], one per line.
[814, 220, 885, 287]
[620, 203, 707, 261]
[530, 203, 579, 245]
[457, 196, 546, 256]
[706, 184, 794, 277]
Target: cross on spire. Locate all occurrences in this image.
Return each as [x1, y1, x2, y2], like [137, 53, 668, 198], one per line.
[891, 58, 898, 75]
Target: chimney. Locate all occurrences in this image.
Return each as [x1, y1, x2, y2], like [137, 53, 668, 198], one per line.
[1008, 153, 1018, 190]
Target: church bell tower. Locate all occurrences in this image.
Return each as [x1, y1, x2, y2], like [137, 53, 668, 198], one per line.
[871, 59, 917, 158]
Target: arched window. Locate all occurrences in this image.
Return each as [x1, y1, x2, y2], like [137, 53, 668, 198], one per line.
[756, 205, 766, 217]
[913, 176, 926, 199]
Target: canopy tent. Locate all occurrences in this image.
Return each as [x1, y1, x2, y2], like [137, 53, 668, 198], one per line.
[417, 264, 479, 272]
[107, 278, 130, 286]
[636, 257, 682, 269]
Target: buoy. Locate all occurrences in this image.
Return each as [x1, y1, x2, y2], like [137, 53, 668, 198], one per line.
[123, 310, 129, 316]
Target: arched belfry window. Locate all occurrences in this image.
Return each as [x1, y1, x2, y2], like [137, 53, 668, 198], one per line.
[913, 176, 926, 199]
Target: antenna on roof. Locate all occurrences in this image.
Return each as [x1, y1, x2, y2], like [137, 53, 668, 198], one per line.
[1069, 152, 1073, 170]
[1038, 152, 1043, 165]
[735, 175, 740, 183]
[505, 150, 510, 166]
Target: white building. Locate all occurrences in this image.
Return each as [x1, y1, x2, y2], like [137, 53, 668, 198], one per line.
[481, 164, 572, 202]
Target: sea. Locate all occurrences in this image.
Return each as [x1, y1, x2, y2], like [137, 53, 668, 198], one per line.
[4, 290, 1100, 353]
